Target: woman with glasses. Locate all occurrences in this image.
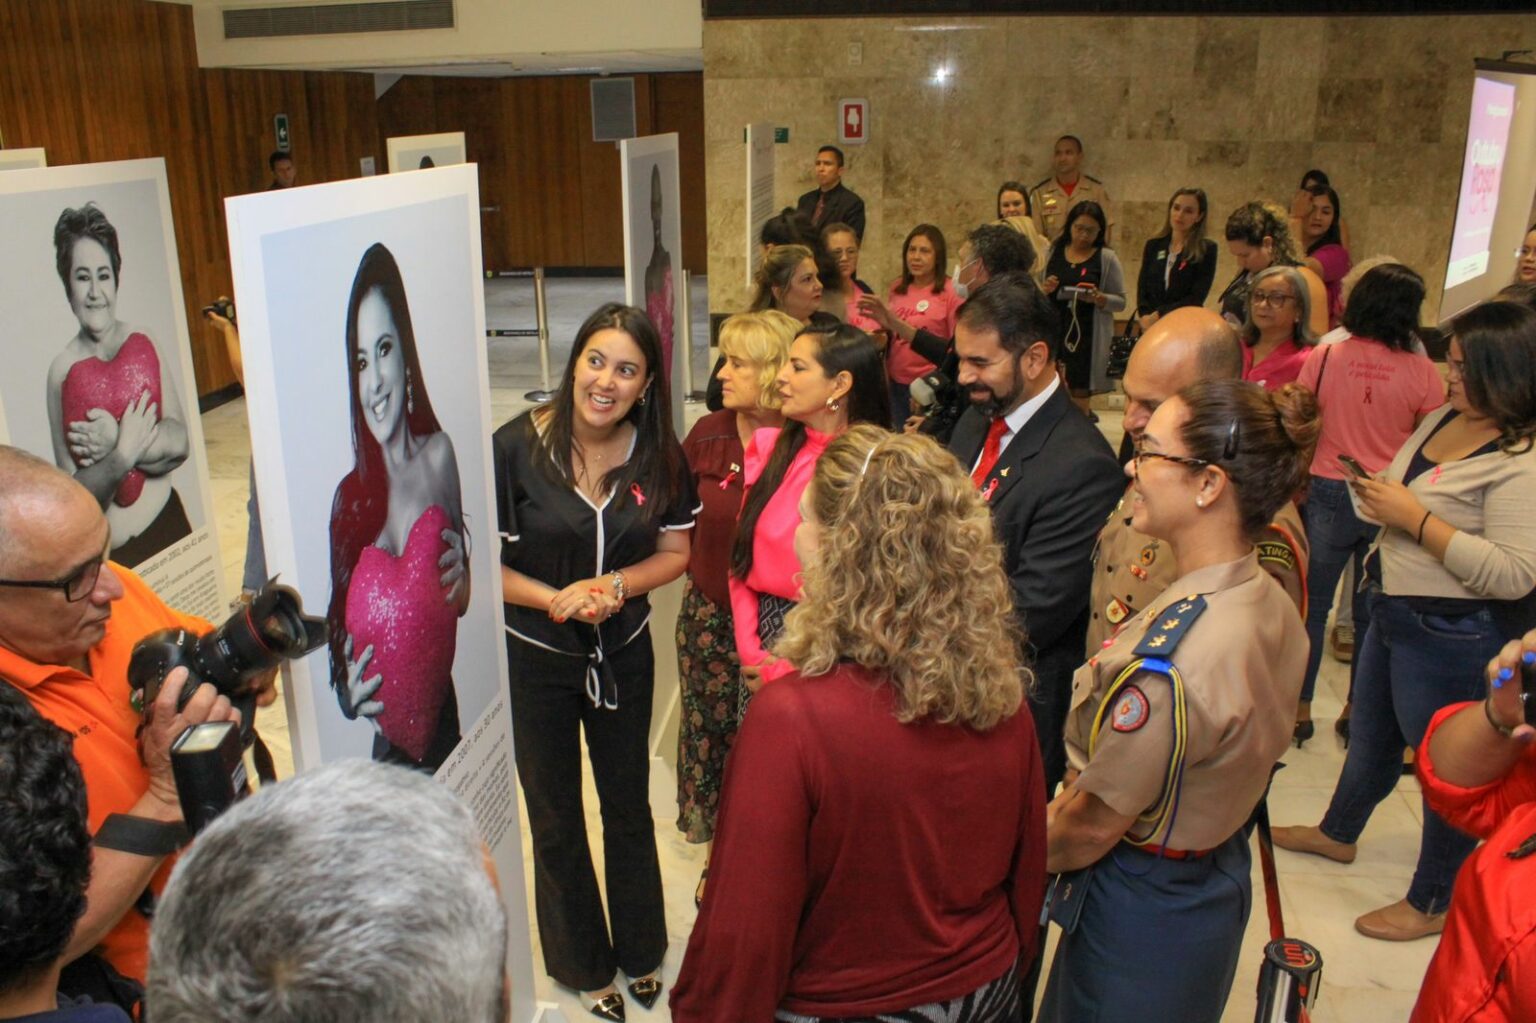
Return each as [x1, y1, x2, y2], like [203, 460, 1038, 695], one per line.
[1274, 301, 1536, 943]
[1040, 379, 1319, 1023]
[1219, 201, 1329, 337]
[1515, 224, 1536, 286]
[1239, 265, 1317, 390]
[1041, 200, 1125, 412]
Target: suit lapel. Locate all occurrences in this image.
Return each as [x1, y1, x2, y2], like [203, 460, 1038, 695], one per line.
[979, 386, 1071, 507]
[949, 407, 988, 470]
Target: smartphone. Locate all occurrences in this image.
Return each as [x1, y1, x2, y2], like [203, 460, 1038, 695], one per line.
[1524, 656, 1536, 726]
[1338, 455, 1370, 481]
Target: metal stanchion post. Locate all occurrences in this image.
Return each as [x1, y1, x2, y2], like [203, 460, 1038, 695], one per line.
[680, 269, 704, 403]
[524, 266, 555, 403]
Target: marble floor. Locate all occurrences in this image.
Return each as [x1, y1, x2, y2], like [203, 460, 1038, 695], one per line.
[202, 278, 1434, 1022]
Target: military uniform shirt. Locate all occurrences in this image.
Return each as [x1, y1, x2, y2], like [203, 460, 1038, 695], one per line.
[1086, 482, 1309, 654]
[1065, 551, 1307, 851]
[1030, 174, 1114, 242]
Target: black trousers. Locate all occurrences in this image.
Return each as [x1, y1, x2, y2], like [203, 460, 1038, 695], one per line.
[1029, 641, 1080, 799]
[506, 631, 667, 991]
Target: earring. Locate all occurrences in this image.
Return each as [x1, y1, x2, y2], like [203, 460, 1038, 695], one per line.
[638, 392, 647, 406]
[406, 367, 415, 415]
[825, 397, 841, 412]
[1196, 497, 1205, 507]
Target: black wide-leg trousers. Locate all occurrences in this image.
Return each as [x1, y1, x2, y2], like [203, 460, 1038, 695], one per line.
[506, 630, 667, 991]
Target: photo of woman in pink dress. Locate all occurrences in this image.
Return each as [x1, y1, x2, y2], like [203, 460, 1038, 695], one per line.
[45, 202, 191, 566]
[326, 242, 469, 770]
[643, 163, 676, 376]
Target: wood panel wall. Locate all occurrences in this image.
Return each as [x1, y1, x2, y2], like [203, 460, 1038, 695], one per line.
[376, 72, 707, 274]
[0, 0, 707, 397]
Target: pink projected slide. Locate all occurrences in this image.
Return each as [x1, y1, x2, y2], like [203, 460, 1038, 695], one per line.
[1445, 76, 1516, 289]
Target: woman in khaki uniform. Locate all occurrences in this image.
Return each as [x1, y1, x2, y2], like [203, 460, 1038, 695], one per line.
[1040, 379, 1319, 1023]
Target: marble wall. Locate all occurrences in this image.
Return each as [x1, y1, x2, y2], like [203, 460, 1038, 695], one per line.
[703, 14, 1534, 319]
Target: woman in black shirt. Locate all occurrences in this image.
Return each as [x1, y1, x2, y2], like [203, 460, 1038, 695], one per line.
[1134, 187, 1217, 331]
[493, 303, 696, 1020]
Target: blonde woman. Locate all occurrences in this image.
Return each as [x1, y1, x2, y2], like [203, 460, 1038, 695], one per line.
[675, 310, 797, 903]
[673, 427, 1047, 1023]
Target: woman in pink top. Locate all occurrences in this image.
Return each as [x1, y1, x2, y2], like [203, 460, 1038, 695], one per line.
[1300, 186, 1353, 328]
[882, 224, 960, 428]
[729, 324, 889, 694]
[1240, 265, 1317, 390]
[1291, 263, 1445, 738]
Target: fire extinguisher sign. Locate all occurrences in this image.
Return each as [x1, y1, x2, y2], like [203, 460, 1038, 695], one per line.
[839, 99, 868, 145]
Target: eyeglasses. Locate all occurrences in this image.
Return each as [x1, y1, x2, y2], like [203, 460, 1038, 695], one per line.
[0, 538, 111, 602]
[1133, 421, 1239, 477]
[1250, 290, 1297, 308]
[1132, 449, 1211, 477]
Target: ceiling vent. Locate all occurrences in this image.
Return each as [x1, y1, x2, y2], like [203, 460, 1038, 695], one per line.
[223, 0, 454, 39]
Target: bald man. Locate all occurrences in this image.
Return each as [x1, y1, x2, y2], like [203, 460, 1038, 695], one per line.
[0, 445, 252, 998]
[1086, 308, 1309, 655]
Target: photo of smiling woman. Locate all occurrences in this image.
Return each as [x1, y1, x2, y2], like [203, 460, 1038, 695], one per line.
[493, 302, 696, 1018]
[325, 243, 469, 772]
[44, 203, 191, 566]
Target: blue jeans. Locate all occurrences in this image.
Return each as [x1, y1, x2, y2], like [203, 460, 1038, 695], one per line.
[1300, 476, 1379, 703]
[1319, 595, 1501, 913]
[242, 461, 269, 593]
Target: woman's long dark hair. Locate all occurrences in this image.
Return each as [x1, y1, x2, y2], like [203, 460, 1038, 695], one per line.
[1053, 200, 1108, 254]
[893, 224, 948, 296]
[327, 243, 446, 701]
[1451, 300, 1536, 454]
[730, 324, 888, 578]
[1159, 187, 1212, 265]
[534, 302, 684, 519]
[1304, 186, 1343, 255]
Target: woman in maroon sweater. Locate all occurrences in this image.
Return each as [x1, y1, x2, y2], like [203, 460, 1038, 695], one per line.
[671, 426, 1046, 1022]
[674, 311, 796, 897]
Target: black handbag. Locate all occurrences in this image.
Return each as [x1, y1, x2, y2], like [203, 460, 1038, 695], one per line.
[1105, 320, 1140, 380]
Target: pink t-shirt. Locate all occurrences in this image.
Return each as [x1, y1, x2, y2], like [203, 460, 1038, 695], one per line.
[885, 278, 960, 385]
[728, 426, 832, 681]
[1242, 339, 1310, 391]
[1309, 243, 1352, 328]
[844, 287, 884, 334]
[1298, 335, 1445, 480]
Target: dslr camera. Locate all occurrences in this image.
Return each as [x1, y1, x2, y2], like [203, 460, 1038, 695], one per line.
[128, 580, 326, 832]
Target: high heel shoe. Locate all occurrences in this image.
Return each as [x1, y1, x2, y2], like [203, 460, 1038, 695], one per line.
[626, 973, 663, 1010]
[1335, 715, 1351, 749]
[579, 990, 625, 1022]
[1293, 719, 1315, 748]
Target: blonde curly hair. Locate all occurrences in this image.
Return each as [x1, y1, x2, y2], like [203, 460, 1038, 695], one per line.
[773, 426, 1030, 730]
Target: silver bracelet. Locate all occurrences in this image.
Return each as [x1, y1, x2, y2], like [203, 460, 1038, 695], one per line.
[610, 570, 627, 604]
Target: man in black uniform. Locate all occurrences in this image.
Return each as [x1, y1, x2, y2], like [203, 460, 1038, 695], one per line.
[795, 146, 865, 241]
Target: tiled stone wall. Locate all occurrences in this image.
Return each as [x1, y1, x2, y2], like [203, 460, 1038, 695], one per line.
[703, 14, 1534, 320]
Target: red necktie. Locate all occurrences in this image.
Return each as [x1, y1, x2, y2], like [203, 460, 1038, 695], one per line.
[971, 417, 1008, 488]
[813, 193, 826, 225]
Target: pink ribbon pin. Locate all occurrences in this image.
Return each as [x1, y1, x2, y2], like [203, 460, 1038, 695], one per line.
[630, 482, 646, 506]
[981, 478, 999, 502]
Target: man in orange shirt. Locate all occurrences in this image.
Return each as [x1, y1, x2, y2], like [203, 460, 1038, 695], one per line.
[0, 446, 257, 996]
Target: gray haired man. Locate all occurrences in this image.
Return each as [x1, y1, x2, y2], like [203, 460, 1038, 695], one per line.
[147, 760, 508, 1023]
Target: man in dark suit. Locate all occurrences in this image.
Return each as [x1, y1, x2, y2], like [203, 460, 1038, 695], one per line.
[948, 274, 1123, 796]
[795, 145, 865, 240]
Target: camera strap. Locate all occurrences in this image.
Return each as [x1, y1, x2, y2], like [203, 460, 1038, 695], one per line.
[95, 813, 190, 857]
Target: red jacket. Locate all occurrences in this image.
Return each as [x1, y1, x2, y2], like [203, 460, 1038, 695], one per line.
[1412, 702, 1536, 1022]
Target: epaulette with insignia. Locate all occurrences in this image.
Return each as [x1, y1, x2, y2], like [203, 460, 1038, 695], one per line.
[1133, 595, 1208, 658]
[1085, 174, 1103, 185]
[1030, 176, 1054, 191]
